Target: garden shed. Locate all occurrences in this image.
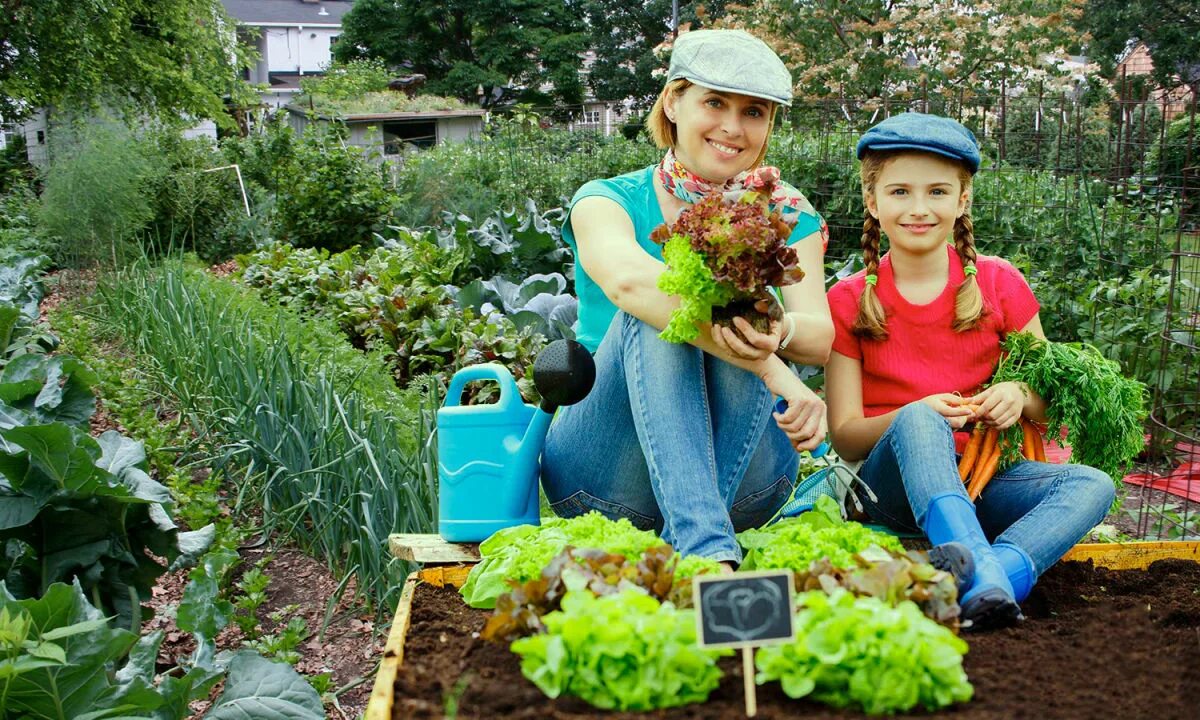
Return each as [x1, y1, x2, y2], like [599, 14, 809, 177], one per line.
[284, 106, 486, 155]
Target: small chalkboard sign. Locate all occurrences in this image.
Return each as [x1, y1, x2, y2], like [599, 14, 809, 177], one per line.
[694, 570, 796, 650]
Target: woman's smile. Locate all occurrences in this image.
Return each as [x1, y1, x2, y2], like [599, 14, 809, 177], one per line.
[666, 85, 770, 181]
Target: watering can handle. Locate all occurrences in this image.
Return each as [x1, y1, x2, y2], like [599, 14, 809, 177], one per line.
[443, 364, 521, 409]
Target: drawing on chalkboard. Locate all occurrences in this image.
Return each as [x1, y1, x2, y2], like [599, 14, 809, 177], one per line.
[700, 578, 787, 642]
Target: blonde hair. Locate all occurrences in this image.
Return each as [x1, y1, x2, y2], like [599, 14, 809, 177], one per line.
[853, 150, 986, 340]
[647, 79, 778, 170]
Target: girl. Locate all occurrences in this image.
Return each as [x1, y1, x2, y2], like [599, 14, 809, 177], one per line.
[541, 29, 833, 569]
[825, 113, 1115, 629]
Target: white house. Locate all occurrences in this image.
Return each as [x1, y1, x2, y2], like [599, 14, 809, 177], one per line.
[221, 0, 354, 108]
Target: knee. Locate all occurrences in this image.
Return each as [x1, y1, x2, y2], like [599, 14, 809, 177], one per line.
[1072, 465, 1116, 520]
[893, 401, 947, 432]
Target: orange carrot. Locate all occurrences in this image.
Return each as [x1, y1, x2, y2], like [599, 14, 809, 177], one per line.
[1033, 425, 1047, 462]
[1020, 419, 1037, 460]
[958, 425, 987, 482]
[978, 426, 998, 468]
[968, 441, 1002, 500]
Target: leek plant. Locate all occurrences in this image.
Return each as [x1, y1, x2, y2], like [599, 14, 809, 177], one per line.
[97, 262, 438, 615]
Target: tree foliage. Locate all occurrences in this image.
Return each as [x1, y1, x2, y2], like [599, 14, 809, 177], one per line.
[723, 0, 1091, 103]
[333, 0, 588, 107]
[581, 0, 729, 112]
[0, 0, 253, 123]
[1082, 0, 1200, 93]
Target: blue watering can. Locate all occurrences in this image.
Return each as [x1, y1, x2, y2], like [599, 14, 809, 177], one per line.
[437, 339, 596, 542]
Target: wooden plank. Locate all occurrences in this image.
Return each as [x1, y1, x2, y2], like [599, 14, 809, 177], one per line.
[365, 572, 420, 720]
[418, 564, 475, 588]
[389, 533, 480, 563]
[1062, 540, 1200, 570]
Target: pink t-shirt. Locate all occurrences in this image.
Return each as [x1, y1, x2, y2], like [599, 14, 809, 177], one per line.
[828, 244, 1040, 418]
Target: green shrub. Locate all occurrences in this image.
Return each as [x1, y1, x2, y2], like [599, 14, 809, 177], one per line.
[272, 124, 399, 252]
[37, 119, 159, 267]
[144, 129, 249, 262]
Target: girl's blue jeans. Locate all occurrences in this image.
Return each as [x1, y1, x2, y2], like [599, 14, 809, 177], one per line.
[860, 402, 1115, 577]
[541, 311, 799, 564]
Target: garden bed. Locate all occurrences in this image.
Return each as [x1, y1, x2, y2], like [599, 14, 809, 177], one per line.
[380, 544, 1200, 719]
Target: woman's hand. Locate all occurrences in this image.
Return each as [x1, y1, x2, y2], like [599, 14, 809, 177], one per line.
[772, 379, 827, 453]
[709, 299, 783, 362]
[965, 382, 1027, 430]
[920, 393, 975, 430]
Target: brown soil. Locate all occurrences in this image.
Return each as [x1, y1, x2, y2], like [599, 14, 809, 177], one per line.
[393, 560, 1200, 719]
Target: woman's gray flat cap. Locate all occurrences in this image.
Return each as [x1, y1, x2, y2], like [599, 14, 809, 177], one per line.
[667, 29, 793, 106]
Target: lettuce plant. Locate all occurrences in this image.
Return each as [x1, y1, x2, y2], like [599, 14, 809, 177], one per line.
[651, 184, 804, 343]
[738, 515, 905, 573]
[510, 590, 731, 711]
[756, 590, 973, 715]
[460, 512, 719, 609]
[482, 544, 710, 643]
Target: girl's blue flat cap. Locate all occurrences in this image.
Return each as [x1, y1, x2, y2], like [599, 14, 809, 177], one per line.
[856, 112, 981, 173]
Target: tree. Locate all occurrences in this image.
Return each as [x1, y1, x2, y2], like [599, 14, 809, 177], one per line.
[0, 0, 253, 124]
[1082, 0, 1200, 94]
[723, 0, 1091, 104]
[581, 0, 729, 112]
[333, 0, 588, 107]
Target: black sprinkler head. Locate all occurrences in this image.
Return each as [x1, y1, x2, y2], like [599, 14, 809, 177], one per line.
[532, 339, 595, 412]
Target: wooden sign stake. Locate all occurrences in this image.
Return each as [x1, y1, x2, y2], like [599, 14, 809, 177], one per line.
[742, 647, 757, 717]
[694, 570, 795, 719]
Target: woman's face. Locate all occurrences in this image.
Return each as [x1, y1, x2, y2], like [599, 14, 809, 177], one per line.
[664, 84, 772, 182]
[866, 153, 969, 256]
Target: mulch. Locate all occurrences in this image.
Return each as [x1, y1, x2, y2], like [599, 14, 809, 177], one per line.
[393, 559, 1200, 719]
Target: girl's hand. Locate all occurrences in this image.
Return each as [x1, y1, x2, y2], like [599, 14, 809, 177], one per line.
[920, 393, 975, 430]
[965, 382, 1027, 430]
[773, 381, 827, 453]
[710, 300, 783, 362]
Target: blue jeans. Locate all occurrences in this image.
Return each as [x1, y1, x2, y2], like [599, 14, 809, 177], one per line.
[859, 402, 1115, 577]
[541, 312, 799, 564]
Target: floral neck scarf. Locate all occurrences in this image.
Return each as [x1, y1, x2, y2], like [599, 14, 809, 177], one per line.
[655, 149, 828, 245]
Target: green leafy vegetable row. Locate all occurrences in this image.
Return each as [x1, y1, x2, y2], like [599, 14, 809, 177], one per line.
[757, 589, 973, 714]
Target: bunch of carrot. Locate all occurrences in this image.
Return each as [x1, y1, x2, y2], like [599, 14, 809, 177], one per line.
[958, 418, 1047, 500]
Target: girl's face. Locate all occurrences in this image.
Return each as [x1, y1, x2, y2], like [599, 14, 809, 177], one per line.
[664, 84, 772, 182]
[867, 153, 970, 255]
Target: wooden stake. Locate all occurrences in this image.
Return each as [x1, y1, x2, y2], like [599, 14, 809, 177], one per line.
[743, 647, 757, 717]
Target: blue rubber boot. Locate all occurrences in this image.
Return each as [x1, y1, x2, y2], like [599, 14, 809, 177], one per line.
[993, 542, 1036, 603]
[927, 542, 974, 596]
[922, 493, 1022, 630]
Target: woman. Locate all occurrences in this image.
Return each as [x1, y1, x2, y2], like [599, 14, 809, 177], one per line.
[541, 29, 834, 568]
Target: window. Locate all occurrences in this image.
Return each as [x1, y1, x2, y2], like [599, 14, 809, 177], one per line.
[382, 120, 437, 153]
[582, 110, 601, 125]
[36, 130, 45, 145]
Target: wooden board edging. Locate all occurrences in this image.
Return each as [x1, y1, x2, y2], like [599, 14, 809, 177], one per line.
[364, 572, 420, 720]
[1061, 540, 1200, 569]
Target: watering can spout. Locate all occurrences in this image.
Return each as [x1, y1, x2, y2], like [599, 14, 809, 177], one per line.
[509, 411, 554, 513]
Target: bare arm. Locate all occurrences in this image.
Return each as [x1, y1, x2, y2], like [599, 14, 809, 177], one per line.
[775, 230, 834, 367]
[573, 196, 808, 377]
[825, 350, 897, 462]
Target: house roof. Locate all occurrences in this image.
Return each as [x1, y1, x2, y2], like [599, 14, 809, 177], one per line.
[285, 106, 487, 122]
[221, 0, 353, 26]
